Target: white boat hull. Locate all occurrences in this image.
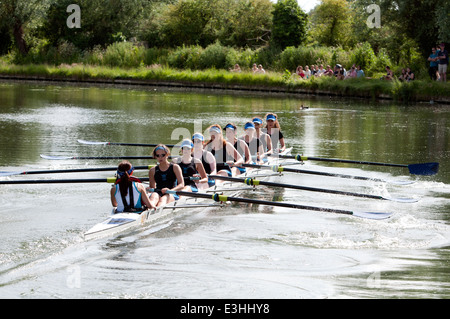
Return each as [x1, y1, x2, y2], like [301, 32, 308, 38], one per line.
[84, 148, 292, 240]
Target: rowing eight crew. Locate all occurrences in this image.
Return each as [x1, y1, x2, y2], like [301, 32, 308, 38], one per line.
[111, 113, 285, 212]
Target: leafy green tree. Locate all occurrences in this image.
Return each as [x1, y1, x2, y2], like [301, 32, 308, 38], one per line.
[271, 0, 308, 49]
[146, 0, 273, 48]
[308, 0, 353, 48]
[42, 0, 153, 49]
[0, 0, 50, 55]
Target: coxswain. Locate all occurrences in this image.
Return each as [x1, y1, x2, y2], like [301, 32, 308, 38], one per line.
[204, 124, 244, 177]
[148, 144, 184, 207]
[111, 160, 154, 212]
[173, 139, 209, 191]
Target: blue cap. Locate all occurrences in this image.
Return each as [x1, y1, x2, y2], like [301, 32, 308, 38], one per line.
[225, 124, 235, 130]
[244, 122, 255, 130]
[266, 114, 277, 121]
[209, 126, 221, 134]
[252, 118, 263, 124]
[181, 140, 194, 149]
[192, 133, 204, 141]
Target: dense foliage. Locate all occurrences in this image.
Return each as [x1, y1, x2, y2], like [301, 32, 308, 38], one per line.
[0, 0, 449, 79]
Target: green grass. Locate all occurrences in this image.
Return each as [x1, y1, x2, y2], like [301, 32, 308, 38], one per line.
[0, 61, 449, 103]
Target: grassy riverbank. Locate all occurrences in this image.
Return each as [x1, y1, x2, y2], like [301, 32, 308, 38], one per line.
[0, 62, 449, 103]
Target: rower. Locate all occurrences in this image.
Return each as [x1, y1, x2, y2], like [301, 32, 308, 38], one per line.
[241, 122, 266, 164]
[204, 124, 244, 177]
[263, 112, 286, 153]
[111, 160, 154, 212]
[224, 123, 250, 175]
[192, 132, 217, 186]
[173, 139, 209, 191]
[148, 144, 184, 207]
[252, 117, 272, 157]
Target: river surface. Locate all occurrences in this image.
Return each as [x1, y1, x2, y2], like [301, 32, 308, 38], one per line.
[0, 82, 449, 299]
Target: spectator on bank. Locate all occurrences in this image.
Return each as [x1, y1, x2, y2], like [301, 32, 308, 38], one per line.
[316, 64, 325, 76]
[304, 66, 311, 79]
[324, 65, 333, 76]
[382, 66, 394, 80]
[314, 65, 321, 76]
[252, 63, 258, 73]
[334, 64, 345, 80]
[437, 43, 448, 82]
[229, 64, 241, 73]
[296, 66, 305, 78]
[398, 68, 407, 81]
[345, 64, 357, 79]
[356, 65, 365, 78]
[405, 67, 415, 81]
[254, 64, 265, 74]
[428, 47, 439, 81]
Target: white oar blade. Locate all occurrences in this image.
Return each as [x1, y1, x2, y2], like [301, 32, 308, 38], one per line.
[0, 171, 22, 177]
[352, 211, 393, 220]
[78, 139, 108, 145]
[40, 154, 73, 160]
[388, 180, 416, 186]
[384, 197, 420, 203]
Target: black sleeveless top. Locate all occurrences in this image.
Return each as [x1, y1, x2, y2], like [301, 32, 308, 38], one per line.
[199, 150, 212, 174]
[207, 144, 233, 171]
[154, 163, 177, 189]
[177, 158, 197, 186]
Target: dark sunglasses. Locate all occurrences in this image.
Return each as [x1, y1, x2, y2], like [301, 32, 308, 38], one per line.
[155, 153, 166, 158]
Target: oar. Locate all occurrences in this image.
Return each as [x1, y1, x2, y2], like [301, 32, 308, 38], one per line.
[78, 139, 177, 148]
[243, 163, 415, 186]
[0, 165, 155, 177]
[208, 175, 418, 203]
[0, 177, 125, 184]
[40, 155, 174, 160]
[275, 154, 439, 176]
[168, 190, 392, 220]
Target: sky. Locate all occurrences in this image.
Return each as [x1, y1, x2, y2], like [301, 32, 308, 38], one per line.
[297, 0, 320, 12]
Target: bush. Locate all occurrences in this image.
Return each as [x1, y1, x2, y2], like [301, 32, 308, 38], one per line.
[350, 42, 376, 74]
[278, 46, 333, 72]
[225, 48, 257, 70]
[199, 42, 231, 69]
[167, 45, 203, 69]
[102, 42, 146, 68]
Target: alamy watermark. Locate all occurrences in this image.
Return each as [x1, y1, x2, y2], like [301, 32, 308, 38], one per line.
[366, 4, 381, 29]
[66, 4, 81, 29]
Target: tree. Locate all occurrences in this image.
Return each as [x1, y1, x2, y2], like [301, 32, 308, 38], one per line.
[42, 0, 153, 49]
[0, 0, 50, 55]
[308, 0, 353, 48]
[271, 0, 308, 49]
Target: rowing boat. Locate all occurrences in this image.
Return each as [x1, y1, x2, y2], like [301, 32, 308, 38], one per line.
[83, 148, 292, 240]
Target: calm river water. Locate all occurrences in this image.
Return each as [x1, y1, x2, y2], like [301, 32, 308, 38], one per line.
[0, 82, 448, 299]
